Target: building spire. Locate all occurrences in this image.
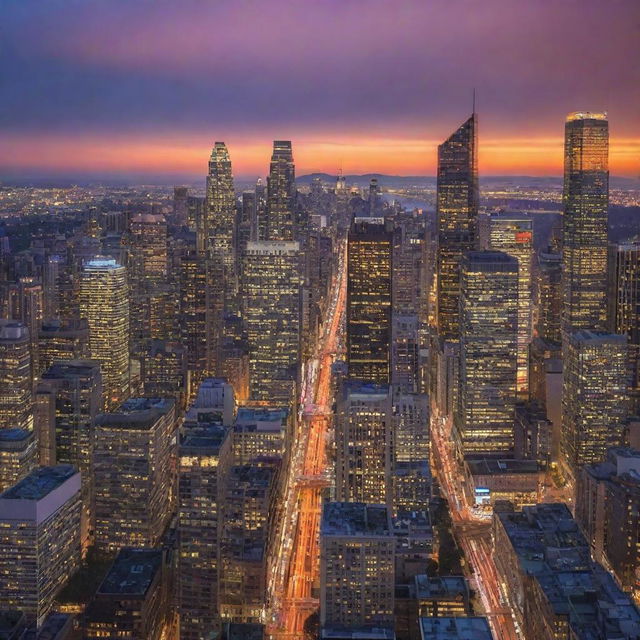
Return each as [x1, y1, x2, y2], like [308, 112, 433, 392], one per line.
[472, 88, 476, 115]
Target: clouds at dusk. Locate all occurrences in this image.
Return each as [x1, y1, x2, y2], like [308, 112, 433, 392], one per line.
[1, 0, 639, 177]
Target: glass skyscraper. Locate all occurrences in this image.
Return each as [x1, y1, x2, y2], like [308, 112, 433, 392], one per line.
[266, 140, 296, 241]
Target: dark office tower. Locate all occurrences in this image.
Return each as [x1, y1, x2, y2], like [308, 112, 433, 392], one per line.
[173, 186, 189, 226]
[368, 177, 380, 216]
[128, 213, 168, 286]
[266, 141, 296, 241]
[206, 142, 237, 282]
[608, 241, 640, 412]
[39, 319, 90, 373]
[0, 320, 33, 432]
[562, 112, 609, 338]
[242, 241, 301, 404]
[536, 247, 563, 344]
[187, 195, 204, 232]
[562, 331, 629, 476]
[457, 251, 518, 456]
[36, 360, 102, 550]
[178, 426, 230, 639]
[255, 178, 268, 240]
[8, 277, 44, 375]
[347, 219, 393, 384]
[236, 190, 256, 275]
[436, 113, 479, 341]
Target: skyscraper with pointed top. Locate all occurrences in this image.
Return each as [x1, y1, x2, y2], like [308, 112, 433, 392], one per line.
[436, 113, 479, 341]
[266, 140, 296, 241]
[206, 142, 236, 282]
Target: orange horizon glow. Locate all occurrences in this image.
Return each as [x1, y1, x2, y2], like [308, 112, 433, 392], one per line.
[2, 132, 639, 178]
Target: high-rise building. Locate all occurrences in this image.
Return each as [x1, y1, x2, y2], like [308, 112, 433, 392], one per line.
[94, 398, 176, 552]
[8, 277, 44, 375]
[266, 141, 296, 241]
[0, 320, 33, 431]
[335, 381, 393, 509]
[562, 331, 629, 475]
[0, 465, 81, 626]
[489, 214, 533, 395]
[38, 318, 90, 373]
[436, 113, 478, 341]
[178, 426, 230, 640]
[36, 360, 102, 549]
[0, 428, 36, 493]
[241, 241, 301, 404]
[128, 213, 168, 286]
[347, 219, 392, 384]
[562, 112, 609, 338]
[536, 247, 563, 344]
[391, 313, 420, 393]
[206, 142, 237, 282]
[232, 406, 290, 464]
[173, 186, 189, 227]
[457, 251, 518, 456]
[320, 502, 395, 630]
[84, 548, 170, 640]
[218, 464, 276, 623]
[608, 240, 640, 412]
[79, 257, 130, 409]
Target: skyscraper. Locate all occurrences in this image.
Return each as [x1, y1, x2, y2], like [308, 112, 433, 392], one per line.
[608, 240, 640, 412]
[562, 331, 629, 475]
[241, 241, 301, 404]
[0, 320, 33, 432]
[489, 214, 533, 395]
[266, 141, 296, 241]
[335, 381, 393, 509]
[536, 246, 563, 344]
[347, 219, 392, 384]
[206, 142, 237, 283]
[436, 113, 478, 341]
[562, 112, 609, 337]
[79, 257, 130, 409]
[457, 251, 518, 456]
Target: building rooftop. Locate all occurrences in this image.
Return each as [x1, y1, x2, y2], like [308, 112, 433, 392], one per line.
[0, 465, 77, 501]
[321, 502, 391, 537]
[225, 622, 265, 640]
[467, 458, 539, 475]
[0, 428, 32, 444]
[0, 609, 25, 639]
[98, 548, 162, 596]
[419, 617, 492, 640]
[180, 425, 228, 453]
[21, 613, 72, 640]
[569, 330, 627, 345]
[42, 359, 101, 380]
[343, 379, 390, 399]
[320, 627, 395, 640]
[414, 575, 469, 602]
[235, 406, 288, 428]
[0, 320, 28, 341]
[83, 256, 123, 270]
[96, 397, 174, 430]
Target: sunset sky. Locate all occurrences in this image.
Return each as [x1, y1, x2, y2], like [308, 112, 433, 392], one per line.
[1, 0, 639, 179]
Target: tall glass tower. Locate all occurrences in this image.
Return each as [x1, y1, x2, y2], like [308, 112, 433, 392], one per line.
[436, 113, 479, 341]
[562, 112, 609, 338]
[266, 140, 296, 241]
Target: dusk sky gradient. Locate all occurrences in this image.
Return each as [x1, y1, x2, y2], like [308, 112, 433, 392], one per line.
[1, 0, 639, 179]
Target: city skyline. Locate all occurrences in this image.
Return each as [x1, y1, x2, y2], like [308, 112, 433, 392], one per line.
[2, 0, 639, 179]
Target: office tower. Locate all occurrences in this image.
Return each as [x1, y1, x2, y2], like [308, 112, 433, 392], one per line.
[0, 320, 33, 431]
[536, 246, 563, 344]
[187, 195, 204, 231]
[232, 406, 290, 464]
[457, 251, 518, 456]
[218, 464, 276, 623]
[94, 398, 175, 552]
[36, 360, 102, 549]
[436, 113, 478, 341]
[178, 426, 230, 639]
[38, 318, 90, 372]
[393, 211, 425, 316]
[128, 213, 168, 286]
[394, 393, 430, 465]
[562, 331, 629, 475]
[79, 257, 130, 409]
[8, 277, 44, 374]
[266, 141, 296, 241]
[242, 241, 301, 404]
[489, 214, 533, 395]
[173, 186, 189, 226]
[206, 142, 236, 282]
[0, 465, 81, 626]
[576, 447, 640, 598]
[0, 428, 36, 492]
[141, 340, 187, 408]
[255, 178, 268, 240]
[494, 503, 640, 639]
[368, 177, 380, 216]
[347, 219, 392, 384]
[335, 381, 393, 508]
[185, 377, 236, 427]
[84, 548, 170, 640]
[391, 314, 420, 393]
[237, 190, 257, 274]
[320, 502, 395, 630]
[562, 112, 609, 337]
[608, 240, 640, 412]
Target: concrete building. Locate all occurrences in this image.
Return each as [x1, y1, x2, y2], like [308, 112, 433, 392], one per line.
[38, 318, 89, 373]
[0, 320, 33, 432]
[0, 428, 37, 493]
[232, 406, 291, 464]
[418, 617, 492, 640]
[320, 502, 395, 629]
[0, 466, 81, 626]
[94, 398, 175, 552]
